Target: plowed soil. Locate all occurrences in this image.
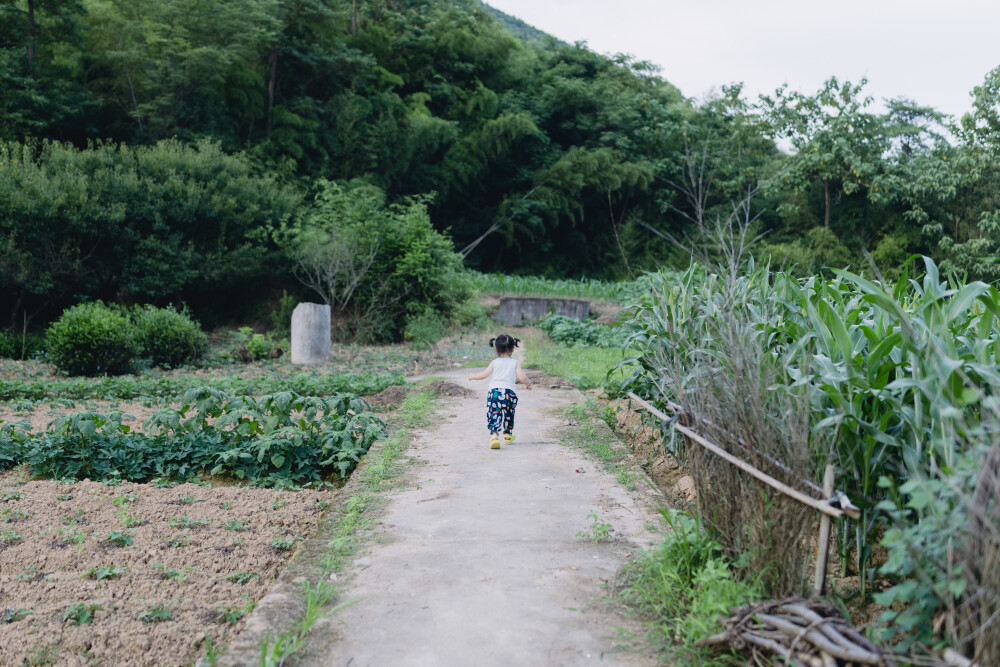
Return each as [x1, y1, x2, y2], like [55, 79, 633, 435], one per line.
[0, 479, 333, 666]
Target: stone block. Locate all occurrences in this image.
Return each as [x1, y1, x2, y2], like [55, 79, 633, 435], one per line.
[291, 302, 331, 364]
[495, 297, 590, 325]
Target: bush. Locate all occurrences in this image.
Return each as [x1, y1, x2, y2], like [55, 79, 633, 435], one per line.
[132, 306, 207, 368]
[46, 303, 137, 376]
[404, 309, 448, 349]
[537, 314, 627, 348]
[0, 330, 45, 360]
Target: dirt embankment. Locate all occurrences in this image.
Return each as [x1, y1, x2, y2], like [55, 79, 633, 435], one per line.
[0, 480, 334, 666]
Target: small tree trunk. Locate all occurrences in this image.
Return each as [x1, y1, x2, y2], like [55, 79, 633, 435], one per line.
[824, 179, 831, 228]
[266, 43, 278, 135]
[351, 0, 358, 36]
[26, 0, 36, 65]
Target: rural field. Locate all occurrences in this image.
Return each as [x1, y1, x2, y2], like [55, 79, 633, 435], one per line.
[2, 0, 999, 664]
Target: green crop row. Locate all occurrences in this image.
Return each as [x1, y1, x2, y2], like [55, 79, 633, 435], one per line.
[0, 388, 386, 487]
[0, 369, 402, 402]
[469, 272, 632, 302]
[537, 314, 628, 348]
[623, 257, 1000, 654]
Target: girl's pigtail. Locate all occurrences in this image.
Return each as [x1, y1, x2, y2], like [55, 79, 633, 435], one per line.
[489, 338, 496, 348]
[513, 338, 521, 347]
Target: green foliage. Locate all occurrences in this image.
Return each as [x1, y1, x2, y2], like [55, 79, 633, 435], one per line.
[0, 367, 402, 402]
[576, 510, 612, 542]
[619, 510, 759, 659]
[283, 180, 471, 343]
[105, 530, 133, 548]
[469, 273, 631, 301]
[63, 603, 101, 626]
[138, 603, 173, 624]
[46, 302, 137, 376]
[624, 258, 1000, 653]
[132, 305, 207, 368]
[0, 330, 45, 360]
[537, 314, 627, 348]
[525, 331, 632, 391]
[0, 388, 386, 486]
[84, 565, 126, 580]
[403, 309, 448, 349]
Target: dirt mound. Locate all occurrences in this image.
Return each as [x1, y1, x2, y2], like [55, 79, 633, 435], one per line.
[428, 380, 474, 398]
[0, 480, 332, 666]
[524, 370, 569, 389]
[365, 385, 410, 408]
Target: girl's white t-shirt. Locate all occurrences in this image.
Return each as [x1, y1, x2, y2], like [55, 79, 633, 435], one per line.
[489, 357, 519, 392]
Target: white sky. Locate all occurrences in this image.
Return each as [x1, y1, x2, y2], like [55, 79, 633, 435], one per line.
[486, 0, 1000, 120]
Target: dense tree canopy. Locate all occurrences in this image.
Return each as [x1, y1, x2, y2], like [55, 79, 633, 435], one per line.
[1, 0, 999, 328]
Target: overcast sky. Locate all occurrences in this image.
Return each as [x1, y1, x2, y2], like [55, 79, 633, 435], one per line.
[485, 0, 999, 120]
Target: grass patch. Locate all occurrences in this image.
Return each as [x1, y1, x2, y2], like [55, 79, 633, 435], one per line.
[523, 329, 633, 391]
[560, 399, 638, 491]
[618, 509, 761, 665]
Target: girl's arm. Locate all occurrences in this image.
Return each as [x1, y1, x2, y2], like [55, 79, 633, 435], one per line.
[516, 363, 532, 390]
[467, 361, 493, 381]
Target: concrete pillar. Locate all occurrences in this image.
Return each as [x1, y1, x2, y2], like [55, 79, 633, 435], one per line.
[291, 302, 331, 364]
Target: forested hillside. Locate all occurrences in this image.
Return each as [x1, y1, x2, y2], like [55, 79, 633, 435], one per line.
[2, 0, 999, 329]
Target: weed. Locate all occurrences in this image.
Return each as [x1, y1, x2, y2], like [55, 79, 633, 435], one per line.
[222, 501, 233, 510]
[1, 527, 23, 544]
[63, 603, 101, 626]
[1, 607, 32, 623]
[23, 643, 58, 665]
[168, 534, 193, 548]
[576, 511, 612, 543]
[138, 603, 173, 624]
[178, 495, 201, 505]
[152, 563, 193, 581]
[169, 515, 206, 529]
[56, 494, 72, 502]
[316, 500, 330, 512]
[115, 507, 141, 529]
[61, 509, 86, 525]
[151, 478, 176, 488]
[84, 565, 126, 580]
[224, 520, 250, 532]
[2, 508, 29, 522]
[271, 535, 301, 551]
[271, 499, 287, 511]
[215, 597, 255, 625]
[112, 494, 137, 506]
[17, 566, 39, 582]
[2, 491, 24, 502]
[226, 571, 259, 584]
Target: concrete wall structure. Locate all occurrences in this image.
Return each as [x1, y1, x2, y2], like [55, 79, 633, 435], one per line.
[495, 297, 590, 326]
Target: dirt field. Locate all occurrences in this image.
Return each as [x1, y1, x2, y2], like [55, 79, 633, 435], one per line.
[0, 478, 333, 666]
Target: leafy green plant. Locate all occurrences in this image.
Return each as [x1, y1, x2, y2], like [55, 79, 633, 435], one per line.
[224, 520, 250, 532]
[106, 530, 133, 547]
[56, 494, 72, 501]
[63, 603, 101, 626]
[2, 491, 24, 502]
[1, 527, 23, 544]
[2, 508, 29, 522]
[168, 534, 193, 548]
[3, 388, 387, 487]
[46, 302, 137, 376]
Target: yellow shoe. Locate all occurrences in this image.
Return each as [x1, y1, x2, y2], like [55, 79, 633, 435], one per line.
[490, 435, 501, 449]
[503, 434, 515, 443]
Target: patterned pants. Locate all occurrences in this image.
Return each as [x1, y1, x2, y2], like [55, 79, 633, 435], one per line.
[486, 388, 518, 434]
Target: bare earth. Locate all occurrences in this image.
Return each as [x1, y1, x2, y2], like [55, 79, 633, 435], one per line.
[300, 363, 664, 666]
[0, 480, 333, 666]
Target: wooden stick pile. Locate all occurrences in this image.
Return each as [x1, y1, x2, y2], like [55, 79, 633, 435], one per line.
[695, 598, 890, 667]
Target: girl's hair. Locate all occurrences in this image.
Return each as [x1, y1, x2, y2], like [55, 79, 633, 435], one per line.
[489, 334, 521, 355]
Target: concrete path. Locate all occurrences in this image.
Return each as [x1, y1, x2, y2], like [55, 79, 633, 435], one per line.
[303, 363, 664, 667]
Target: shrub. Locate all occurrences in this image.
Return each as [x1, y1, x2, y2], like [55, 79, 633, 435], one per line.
[46, 303, 137, 376]
[0, 331, 45, 360]
[132, 306, 207, 368]
[404, 309, 447, 349]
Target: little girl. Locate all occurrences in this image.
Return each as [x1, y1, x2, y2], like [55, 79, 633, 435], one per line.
[467, 334, 532, 449]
